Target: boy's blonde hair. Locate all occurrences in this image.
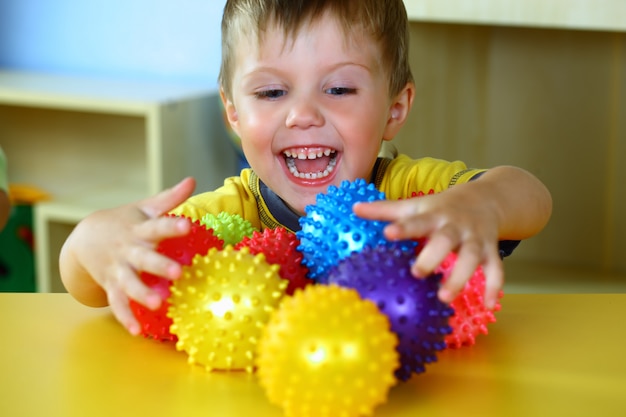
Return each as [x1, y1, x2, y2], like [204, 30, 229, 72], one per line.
[219, 0, 413, 100]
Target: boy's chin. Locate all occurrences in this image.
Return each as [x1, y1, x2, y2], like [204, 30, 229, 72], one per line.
[281, 193, 318, 216]
[286, 199, 314, 216]
[280, 178, 345, 214]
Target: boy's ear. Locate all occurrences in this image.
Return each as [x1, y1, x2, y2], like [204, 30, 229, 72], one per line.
[220, 87, 241, 135]
[383, 82, 415, 141]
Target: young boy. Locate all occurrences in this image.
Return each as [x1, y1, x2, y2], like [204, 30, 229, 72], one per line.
[60, 0, 552, 336]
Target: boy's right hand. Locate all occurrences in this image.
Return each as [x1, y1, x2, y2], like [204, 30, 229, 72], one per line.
[60, 177, 196, 335]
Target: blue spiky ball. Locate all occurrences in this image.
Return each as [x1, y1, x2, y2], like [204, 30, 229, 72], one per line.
[296, 179, 416, 283]
[327, 246, 454, 381]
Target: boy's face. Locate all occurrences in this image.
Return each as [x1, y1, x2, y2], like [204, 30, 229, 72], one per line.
[223, 14, 409, 214]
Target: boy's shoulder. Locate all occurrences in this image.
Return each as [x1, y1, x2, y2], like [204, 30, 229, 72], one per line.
[376, 154, 486, 198]
[170, 169, 261, 227]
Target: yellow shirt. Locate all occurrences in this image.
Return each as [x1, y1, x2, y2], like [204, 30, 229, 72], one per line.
[171, 154, 485, 233]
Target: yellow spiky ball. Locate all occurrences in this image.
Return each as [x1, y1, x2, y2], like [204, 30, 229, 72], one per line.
[257, 285, 399, 417]
[168, 246, 288, 372]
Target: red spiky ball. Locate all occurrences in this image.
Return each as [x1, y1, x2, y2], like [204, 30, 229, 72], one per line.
[405, 190, 502, 348]
[435, 252, 503, 348]
[235, 227, 312, 295]
[129, 215, 224, 341]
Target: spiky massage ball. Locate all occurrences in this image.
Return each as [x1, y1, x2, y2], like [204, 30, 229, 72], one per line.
[235, 227, 313, 295]
[327, 246, 454, 381]
[200, 211, 256, 246]
[435, 252, 503, 348]
[129, 215, 223, 341]
[257, 285, 399, 417]
[168, 246, 288, 372]
[297, 179, 416, 283]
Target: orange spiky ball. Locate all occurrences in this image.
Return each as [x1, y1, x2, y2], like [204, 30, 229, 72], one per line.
[436, 252, 503, 348]
[257, 285, 399, 417]
[168, 246, 288, 372]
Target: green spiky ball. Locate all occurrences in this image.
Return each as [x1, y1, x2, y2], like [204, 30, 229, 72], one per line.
[200, 212, 256, 246]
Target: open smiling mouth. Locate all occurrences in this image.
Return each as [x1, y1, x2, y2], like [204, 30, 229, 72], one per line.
[283, 147, 338, 180]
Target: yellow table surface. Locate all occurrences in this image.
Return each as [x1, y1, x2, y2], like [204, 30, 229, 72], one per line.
[1, 293, 625, 417]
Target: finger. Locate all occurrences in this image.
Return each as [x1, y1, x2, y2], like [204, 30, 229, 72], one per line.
[482, 250, 505, 309]
[112, 262, 163, 310]
[353, 199, 420, 222]
[411, 225, 460, 277]
[438, 241, 483, 304]
[139, 177, 196, 219]
[133, 215, 191, 243]
[383, 212, 437, 241]
[107, 286, 142, 335]
[126, 244, 183, 281]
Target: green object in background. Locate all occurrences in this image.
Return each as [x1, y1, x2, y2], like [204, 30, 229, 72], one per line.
[0, 204, 35, 292]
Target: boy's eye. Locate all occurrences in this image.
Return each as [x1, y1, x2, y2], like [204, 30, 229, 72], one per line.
[326, 87, 357, 96]
[255, 89, 286, 100]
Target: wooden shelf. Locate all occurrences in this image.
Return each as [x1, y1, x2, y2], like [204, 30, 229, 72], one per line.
[0, 71, 214, 114]
[0, 71, 238, 292]
[403, 0, 626, 32]
[395, 11, 626, 276]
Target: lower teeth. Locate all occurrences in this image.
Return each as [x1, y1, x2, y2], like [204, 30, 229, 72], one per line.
[286, 154, 337, 179]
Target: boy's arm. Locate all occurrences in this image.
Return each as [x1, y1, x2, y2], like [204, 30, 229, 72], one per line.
[59, 177, 196, 334]
[354, 165, 552, 307]
[465, 165, 552, 240]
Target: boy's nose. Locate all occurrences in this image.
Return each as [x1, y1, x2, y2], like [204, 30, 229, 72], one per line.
[285, 97, 324, 129]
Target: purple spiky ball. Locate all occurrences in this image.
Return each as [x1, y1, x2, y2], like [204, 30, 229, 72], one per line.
[327, 246, 454, 381]
[296, 179, 416, 283]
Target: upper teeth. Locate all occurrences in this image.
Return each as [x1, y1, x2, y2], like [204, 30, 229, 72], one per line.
[283, 148, 334, 159]
[283, 148, 337, 179]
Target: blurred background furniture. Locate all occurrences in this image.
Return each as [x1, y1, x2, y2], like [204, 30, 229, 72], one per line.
[0, 71, 237, 291]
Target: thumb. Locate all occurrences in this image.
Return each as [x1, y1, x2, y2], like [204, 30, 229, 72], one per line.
[138, 177, 196, 218]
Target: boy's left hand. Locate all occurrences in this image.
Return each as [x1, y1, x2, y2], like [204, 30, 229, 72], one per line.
[353, 185, 503, 309]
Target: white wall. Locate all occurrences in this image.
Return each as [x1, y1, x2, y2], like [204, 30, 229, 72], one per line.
[0, 0, 227, 86]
